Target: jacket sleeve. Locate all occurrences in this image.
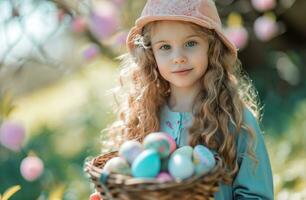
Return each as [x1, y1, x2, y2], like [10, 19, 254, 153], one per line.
[232, 109, 274, 200]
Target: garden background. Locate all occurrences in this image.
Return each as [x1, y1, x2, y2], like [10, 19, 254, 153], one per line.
[0, 0, 305, 199]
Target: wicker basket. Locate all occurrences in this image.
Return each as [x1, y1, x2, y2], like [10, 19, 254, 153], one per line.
[85, 151, 224, 200]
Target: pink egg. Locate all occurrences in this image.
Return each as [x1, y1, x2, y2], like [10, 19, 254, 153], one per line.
[254, 15, 278, 41]
[0, 121, 25, 152]
[225, 26, 249, 50]
[20, 156, 44, 181]
[156, 172, 173, 182]
[251, 0, 276, 11]
[163, 133, 177, 154]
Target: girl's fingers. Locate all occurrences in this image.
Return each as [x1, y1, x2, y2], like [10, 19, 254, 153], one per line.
[89, 192, 102, 200]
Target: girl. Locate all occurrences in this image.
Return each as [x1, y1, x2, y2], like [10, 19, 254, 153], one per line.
[90, 0, 274, 199]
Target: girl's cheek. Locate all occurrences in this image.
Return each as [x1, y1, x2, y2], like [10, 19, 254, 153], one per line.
[156, 54, 169, 63]
[156, 51, 169, 57]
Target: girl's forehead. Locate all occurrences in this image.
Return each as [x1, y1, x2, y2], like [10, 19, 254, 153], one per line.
[150, 21, 203, 41]
[151, 21, 197, 33]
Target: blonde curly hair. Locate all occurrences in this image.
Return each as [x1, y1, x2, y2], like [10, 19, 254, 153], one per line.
[102, 21, 261, 184]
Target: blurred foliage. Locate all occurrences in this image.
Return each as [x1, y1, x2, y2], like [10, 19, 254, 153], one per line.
[1, 88, 115, 199]
[0, 0, 306, 199]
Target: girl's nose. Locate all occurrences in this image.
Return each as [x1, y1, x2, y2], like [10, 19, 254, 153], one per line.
[172, 49, 187, 64]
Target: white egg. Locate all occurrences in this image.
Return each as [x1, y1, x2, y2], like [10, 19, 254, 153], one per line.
[119, 140, 143, 164]
[168, 154, 194, 180]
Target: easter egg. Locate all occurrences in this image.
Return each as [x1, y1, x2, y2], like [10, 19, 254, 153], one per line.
[156, 172, 173, 182]
[119, 140, 143, 164]
[143, 132, 171, 158]
[163, 133, 177, 153]
[132, 149, 161, 178]
[90, 192, 102, 200]
[168, 154, 194, 180]
[0, 121, 25, 152]
[103, 157, 131, 175]
[172, 146, 193, 158]
[193, 145, 216, 175]
[20, 156, 44, 181]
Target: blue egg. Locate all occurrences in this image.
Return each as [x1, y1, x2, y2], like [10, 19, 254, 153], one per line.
[168, 154, 194, 180]
[193, 145, 216, 175]
[131, 149, 161, 178]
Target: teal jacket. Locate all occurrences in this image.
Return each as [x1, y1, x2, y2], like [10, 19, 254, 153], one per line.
[159, 104, 274, 199]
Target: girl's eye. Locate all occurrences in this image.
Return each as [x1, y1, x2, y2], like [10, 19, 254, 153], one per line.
[186, 40, 198, 47]
[159, 44, 171, 50]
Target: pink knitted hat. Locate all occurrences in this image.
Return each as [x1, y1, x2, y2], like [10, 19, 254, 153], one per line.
[126, 0, 238, 67]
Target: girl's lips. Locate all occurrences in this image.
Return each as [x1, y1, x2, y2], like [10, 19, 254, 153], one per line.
[172, 68, 193, 74]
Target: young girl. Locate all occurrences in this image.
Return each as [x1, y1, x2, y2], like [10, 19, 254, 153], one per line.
[90, 0, 274, 199]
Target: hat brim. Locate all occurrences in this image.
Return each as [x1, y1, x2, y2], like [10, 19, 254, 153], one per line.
[126, 15, 238, 67]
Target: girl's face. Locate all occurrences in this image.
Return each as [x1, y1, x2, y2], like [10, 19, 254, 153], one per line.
[151, 21, 209, 91]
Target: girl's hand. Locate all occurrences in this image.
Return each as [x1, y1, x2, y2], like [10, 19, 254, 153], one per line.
[89, 192, 102, 200]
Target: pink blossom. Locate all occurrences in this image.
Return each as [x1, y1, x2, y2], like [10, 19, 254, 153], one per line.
[115, 31, 128, 46]
[83, 44, 100, 60]
[110, 31, 129, 52]
[71, 17, 87, 33]
[20, 156, 44, 181]
[0, 121, 25, 152]
[254, 16, 278, 41]
[225, 26, 249, 49]
[57, 9, 66, 23]
[89, 2, 120, 40]
[251, 0, 276, 11]
[112, 0, 126, 7]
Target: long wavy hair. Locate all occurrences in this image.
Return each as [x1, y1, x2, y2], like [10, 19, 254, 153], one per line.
[102, 21, 261, 184]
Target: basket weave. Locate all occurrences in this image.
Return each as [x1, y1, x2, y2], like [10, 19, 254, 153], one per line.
[85, 151, 224, 200]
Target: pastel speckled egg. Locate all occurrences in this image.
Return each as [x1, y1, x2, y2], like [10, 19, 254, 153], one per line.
[132, 149, 161, 178]
[143, 132, 171, 158]
[163, 133, 177, 153]
[119, 140, 143, 164]
[168, 154, 194, 180]
[103, 157, 131, 175]
[193, 145, 216, 175]
[172, 146, 193, 158]
[156, 172, 173, 182]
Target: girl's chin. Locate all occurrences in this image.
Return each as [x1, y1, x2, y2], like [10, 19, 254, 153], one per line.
[169, 82, 196, 90]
